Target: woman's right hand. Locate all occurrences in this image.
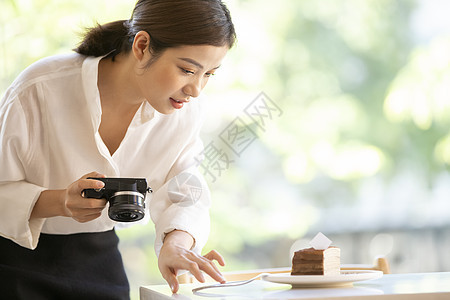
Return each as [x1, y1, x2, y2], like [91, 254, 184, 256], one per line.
[62, 171, 108, 223]
[30, 171, 108, 222]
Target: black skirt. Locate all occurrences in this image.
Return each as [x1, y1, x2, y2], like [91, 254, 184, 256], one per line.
[0, 229, 130, 300]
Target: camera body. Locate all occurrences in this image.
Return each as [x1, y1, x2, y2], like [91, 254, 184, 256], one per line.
[83, 177, 152, 222]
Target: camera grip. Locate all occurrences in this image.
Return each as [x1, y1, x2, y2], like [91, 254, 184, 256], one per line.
[82, 188, 106, 199]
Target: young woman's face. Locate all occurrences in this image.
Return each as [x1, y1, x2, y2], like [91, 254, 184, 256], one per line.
[135, 45, 229, 114]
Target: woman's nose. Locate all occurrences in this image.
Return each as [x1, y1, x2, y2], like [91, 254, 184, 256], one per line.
[183, 78, 203, 98]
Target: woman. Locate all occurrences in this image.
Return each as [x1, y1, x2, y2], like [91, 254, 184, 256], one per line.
[0, 0, 236, 298]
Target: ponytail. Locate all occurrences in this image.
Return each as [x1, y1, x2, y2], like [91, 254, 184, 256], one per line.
[74, 20, 132, 60]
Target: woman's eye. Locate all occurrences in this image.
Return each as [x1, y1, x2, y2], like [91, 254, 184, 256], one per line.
[205, 72, 216, 77]
[180, 68, 194, 75]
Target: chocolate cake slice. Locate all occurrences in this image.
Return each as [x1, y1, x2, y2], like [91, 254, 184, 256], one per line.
[291, 246, 340, 275]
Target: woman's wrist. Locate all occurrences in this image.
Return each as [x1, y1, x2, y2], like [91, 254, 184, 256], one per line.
[30, 189, 67, 220]
[163, 230, 195, 250]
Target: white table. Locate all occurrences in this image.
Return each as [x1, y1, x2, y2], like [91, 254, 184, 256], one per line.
[140, 272, 450, 299]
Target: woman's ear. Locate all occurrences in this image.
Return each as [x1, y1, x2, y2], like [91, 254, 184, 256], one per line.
[132, 31, 150, 61]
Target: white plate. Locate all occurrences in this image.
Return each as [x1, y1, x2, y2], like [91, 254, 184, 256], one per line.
[262, 270, 383, 288]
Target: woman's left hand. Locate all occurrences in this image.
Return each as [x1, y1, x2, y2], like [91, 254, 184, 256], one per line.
[158, 230, 226, 293]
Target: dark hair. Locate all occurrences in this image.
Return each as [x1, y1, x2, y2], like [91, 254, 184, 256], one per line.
[74, 0, 236, 61]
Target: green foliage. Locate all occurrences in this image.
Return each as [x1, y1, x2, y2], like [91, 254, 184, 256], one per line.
[200, 0, 450, 271]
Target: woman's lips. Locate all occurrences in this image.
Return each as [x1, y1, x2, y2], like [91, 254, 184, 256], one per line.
[170, 97, 189, 109]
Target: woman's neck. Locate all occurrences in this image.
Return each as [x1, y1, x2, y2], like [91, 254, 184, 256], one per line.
[97, 53, 143, 111]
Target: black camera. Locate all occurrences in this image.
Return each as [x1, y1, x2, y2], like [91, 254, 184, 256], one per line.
[83, 177, 152, 222]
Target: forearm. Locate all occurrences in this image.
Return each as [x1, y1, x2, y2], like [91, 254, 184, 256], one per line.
[30, 189, 66, 220]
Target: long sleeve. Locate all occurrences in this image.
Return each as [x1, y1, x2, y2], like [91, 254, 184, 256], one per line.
[150, 107, 211, 256]
[0, 53, 120, 244]
[0, 92, 46, 249]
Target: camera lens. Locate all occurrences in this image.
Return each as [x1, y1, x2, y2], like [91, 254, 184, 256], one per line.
[108, 191, 145, 222]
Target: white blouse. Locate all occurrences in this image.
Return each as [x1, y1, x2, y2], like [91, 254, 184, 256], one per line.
[0, 53, 211, 255]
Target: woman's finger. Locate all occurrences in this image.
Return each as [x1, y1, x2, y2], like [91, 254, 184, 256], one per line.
[160, 267, 179, 293]
[72, 211, 102, 223]
[66, 197, 107, 210]
[203, 250, 226, 266]
[71, 172, 106, 195]
[69, 207, 104, 221]
[84, 198, 108, 209]
[185, 253, 225, 283]
[197, 253, 222, 275]
[181, 259, 206, 283]
[69, 206, 105, 215]
[76, 178, 105, 193]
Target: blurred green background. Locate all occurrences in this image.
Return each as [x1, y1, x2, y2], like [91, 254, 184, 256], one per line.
[2, 0, 450, 299]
